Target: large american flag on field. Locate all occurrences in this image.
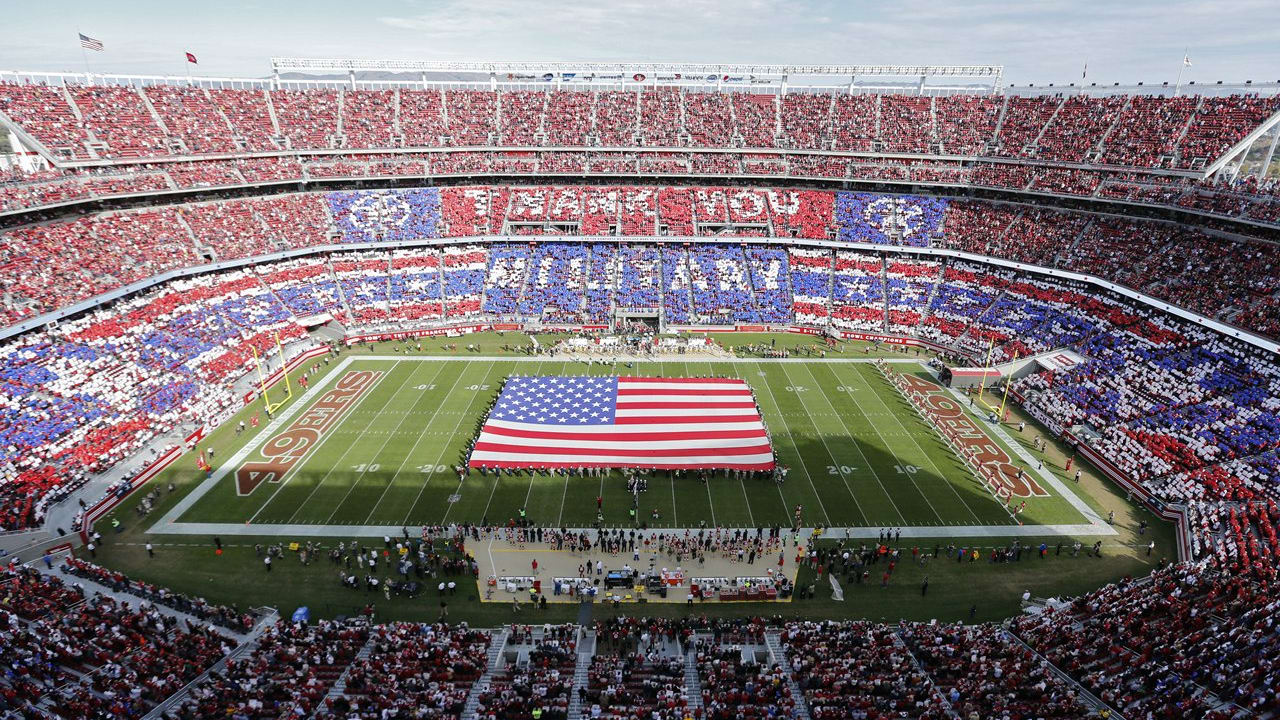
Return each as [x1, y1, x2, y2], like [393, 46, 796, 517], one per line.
[469, 376, 775, 470]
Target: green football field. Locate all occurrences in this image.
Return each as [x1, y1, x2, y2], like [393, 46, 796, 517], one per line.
[165, 355, 1097, 532]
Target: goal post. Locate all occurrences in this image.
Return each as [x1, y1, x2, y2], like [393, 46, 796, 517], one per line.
[250, 333, 292, 414]
[977, 337, 1016, 421]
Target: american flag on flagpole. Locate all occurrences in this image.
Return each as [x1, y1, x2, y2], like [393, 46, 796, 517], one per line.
[78, 33, 104, 51]
[469, 376, 775, 470]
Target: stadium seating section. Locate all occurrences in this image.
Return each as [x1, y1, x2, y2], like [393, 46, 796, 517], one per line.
[7, 561, 1272, 718]
[0, 206, 1278, 538]
[1, 84, 1279, 236]
[12, 60, 1280, 720]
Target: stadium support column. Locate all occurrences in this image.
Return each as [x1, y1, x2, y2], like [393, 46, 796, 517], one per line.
[847, 75, 856, 94]
[1257, 130, 1280, 181]
[490, 72, 497, 91]
[421, 72, 428, 90]
[349, 70, 356, 90]
[917, 75, 926, 95]
[781, 73, 788, 97]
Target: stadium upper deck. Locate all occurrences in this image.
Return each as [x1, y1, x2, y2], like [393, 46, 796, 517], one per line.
[2, 70, 1274, 170]
[3, 62, 1279, 236]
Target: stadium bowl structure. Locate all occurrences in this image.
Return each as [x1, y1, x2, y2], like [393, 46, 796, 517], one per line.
[2, 62, 1280, 719]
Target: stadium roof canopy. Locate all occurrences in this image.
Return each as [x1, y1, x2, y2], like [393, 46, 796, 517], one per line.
[269, 58, 1004, 80]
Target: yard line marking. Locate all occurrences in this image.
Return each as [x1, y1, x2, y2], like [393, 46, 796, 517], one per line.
[703, 360, 753, 527]
[830, 363, 985, 525]
[710, 360, 758, 528]
[306, 362, 440, 525]
[555, 468, 571, 527]
[353, 360, 459, 524]
[670, 474, 682, 528]
[797, 362, 941, 525]
[724, 362, 789, 525]
[748, 361, 834, 527]
[477, 359, 548, 524]
[518, 361, 555, 520]
[248, 366, 399, 525]
[780, 362, 890, 525]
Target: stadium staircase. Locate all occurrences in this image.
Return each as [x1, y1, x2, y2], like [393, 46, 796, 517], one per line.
[565, 628, 596, 720]
[607, 248, 620, 321]
[327, 259, 359, 325]
[742, 247, 769, 321]
[916, 260, 945, 332]
[1002, 629, 1124, 719]
[682, 634, 705, 715]
[203, 87, 245, 151]
[1056, 217, 1096, 266]
[678, 247, 696, 321]
[334, 90, 345, 144]
[763, 631, 811, 720]
[987, 95, 1012, 154]
[59, 85, 106, 160]
[435, 260, 447, 312]
[990, 209, 1025, 252]
[963, 288, 1008, 350]
[1171, 97, 1207, 165]
[262, 88, 286, 149]
[143, 607, 279, 720]
[390, 88, 404, 146]
[461, 627, 509, 720]
[1092, 95, 1134, 161]
[877, 253, 892, 332]
[312, 633, 376, 716]
[889, 631, 962, 720]
[1027, 96, 1065, 156]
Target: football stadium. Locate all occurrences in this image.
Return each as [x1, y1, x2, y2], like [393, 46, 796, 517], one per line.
[1, 4, 1279, 717]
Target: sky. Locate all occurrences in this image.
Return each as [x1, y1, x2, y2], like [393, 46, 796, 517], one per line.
[2, 0, 1278, 86]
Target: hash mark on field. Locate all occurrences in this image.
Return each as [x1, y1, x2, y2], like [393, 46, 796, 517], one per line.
[314, 363, 443, 525]
[359, 361, 455, 524]
[247, 369, 393, 526]
[830, 364, 985, 525]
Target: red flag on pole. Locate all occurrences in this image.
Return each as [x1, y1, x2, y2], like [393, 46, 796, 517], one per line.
[185, 52, 198, 64]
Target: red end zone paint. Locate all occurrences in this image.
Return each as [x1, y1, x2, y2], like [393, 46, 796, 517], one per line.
[235, 370, 384, 495]
[897, 372, 1049, 500]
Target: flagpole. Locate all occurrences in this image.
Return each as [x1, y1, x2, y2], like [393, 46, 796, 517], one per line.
[1175, 47, 1189, 97]
[77, 26, 92, 83]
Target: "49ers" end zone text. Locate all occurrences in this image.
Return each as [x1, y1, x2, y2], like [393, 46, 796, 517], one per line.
[236, 370, 384, 495]
[885, 367, 1049, 501]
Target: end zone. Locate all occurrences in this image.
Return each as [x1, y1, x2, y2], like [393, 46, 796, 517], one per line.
[236, 369, 385, 495]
